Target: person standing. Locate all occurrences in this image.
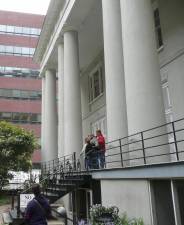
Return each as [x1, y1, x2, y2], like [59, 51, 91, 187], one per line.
[24, 184, 51, 225]
[96, 130, 106, 168]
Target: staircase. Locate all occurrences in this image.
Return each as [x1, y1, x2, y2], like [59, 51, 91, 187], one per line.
[2, 210, 65, 225]
[3, 153, 91, 225]
[2, 209, 23, 225]
[41, 153, 91, 203]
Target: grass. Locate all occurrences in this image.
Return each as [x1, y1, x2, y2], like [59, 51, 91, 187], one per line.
[0, 194, 11, 206]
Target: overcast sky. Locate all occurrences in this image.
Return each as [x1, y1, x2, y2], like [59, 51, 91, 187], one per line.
[0, 0, 50, 15]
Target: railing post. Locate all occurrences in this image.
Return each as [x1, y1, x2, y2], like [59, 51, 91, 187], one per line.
[141, 132, 146, 164]
[73, 152, 76, 171]
[11, 192, 15, 210]
[172, 122, 179, 161]
[64, 156, 66, 173]
[53, 159, 55, 172]
[17, 192, 20, 218]
[119, 139, 124, 167]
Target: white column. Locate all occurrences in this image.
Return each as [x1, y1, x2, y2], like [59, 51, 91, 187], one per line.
[102, 0, 128, 142]
[44, 69, 58, 162]
[120, 0, 169, 163]
[41, 77, 45, 162]
[64, 30, 82, 157]
[58, 43, 64, 158]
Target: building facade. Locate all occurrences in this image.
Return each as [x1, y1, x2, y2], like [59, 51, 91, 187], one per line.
[34, 0, 184, 224]
[0, 10, 44, 167]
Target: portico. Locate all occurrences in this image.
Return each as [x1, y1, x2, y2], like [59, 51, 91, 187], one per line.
[34, 0, 172, 223]
[36, 0, 168, 163]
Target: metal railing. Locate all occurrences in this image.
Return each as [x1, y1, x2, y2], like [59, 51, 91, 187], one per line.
[12, 117, 184, 222]
[41, 152, 80, 176]
[41, 118, 184, 172]
[103, 118, 184, 168]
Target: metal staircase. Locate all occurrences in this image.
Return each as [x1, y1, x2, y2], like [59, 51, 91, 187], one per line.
[41, 153, 91, 203]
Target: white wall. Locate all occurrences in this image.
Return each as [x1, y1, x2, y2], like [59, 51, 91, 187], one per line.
[159, 0, 184, 120]
[101, 179, 153, 225]
[78, 0, 184, 147]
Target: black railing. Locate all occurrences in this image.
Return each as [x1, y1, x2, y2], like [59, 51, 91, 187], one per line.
[41, 152, 80, 177]
[103, 118, 184, 168]
[76, 118, 184, 170]
[12, 117, 184, 222]
[40, 118, 184, 173]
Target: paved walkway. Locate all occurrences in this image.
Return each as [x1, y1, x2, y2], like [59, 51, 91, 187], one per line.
[0, 204, 11, 224]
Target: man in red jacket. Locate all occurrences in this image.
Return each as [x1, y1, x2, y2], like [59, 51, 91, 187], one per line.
[96, 129, 106, 168]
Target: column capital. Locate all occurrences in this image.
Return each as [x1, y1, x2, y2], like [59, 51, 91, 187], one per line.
[62, 23, 78, 34]
[56, 35, 64, 46]
[45, 66, 57, 75]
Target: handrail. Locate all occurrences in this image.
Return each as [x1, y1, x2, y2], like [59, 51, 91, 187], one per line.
[15, 117, 184, 218]
[51, 208, 74, 225]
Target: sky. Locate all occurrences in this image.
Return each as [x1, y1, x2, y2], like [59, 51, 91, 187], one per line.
[0, 0, 51, 15]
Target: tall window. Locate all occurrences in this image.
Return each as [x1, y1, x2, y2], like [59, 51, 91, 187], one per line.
[89, 64, 103, 102]
[154, 8, 163, 49]
[91, 117, 107, 138]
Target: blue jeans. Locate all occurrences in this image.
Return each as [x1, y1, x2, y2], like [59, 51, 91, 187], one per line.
[98, 151, 105, 168]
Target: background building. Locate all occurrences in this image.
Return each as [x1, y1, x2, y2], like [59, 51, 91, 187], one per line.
[34, 0, 184, 224]
[0, 10, 44, 168]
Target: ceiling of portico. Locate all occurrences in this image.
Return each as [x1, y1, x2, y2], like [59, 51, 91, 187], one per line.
[35, 0, 104, 75]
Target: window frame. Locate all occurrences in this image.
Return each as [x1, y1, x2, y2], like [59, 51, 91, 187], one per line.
[152, 2, 164, 51]
[88, 63, 104, 104]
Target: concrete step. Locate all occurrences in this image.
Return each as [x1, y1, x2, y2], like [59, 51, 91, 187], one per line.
[2, 212, 13, 224]
[48, 219, 65, 225]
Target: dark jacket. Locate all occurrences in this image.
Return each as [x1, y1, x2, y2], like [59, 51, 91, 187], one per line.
[24, 195, 51, 225]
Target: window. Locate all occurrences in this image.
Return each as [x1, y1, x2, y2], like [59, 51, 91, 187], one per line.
[0, 66, 40, 78]
[0, 25, 6, 32]
[0, 112, 41, 124]
[31, 28, 41, 36]
[14, 26, 22, 34]
[0, 45, 35, 57]
[1, 112, 12, 121]
[29, 48, 35, 55]
[6, 46, 13, 54]
[0, 45, 5, 53]
[22, 47, 30, 55]
[14, 46, 22, 55]
[7, 25, 14, 33]
[89, 64, 103, 102]
[162, 82, 172, 111]
[154, 8, 163, 49]
[0, 88, 41, 100]
[20, 113, 30, 123]
[22, 27, 30, 35]
[12, 90, 21, 98]
[91, 117, 107, 138]
[0, 24, 41, 37]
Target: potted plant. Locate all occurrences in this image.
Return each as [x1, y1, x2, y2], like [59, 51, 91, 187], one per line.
[90, 204, 119, 224]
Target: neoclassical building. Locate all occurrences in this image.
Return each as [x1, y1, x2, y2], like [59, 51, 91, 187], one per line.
[34, 0, 184, 224]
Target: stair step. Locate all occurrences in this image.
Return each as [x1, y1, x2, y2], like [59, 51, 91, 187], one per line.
[45, 192, 59, 197]
[56, 183, 76, 186]
[2, 212, 13, 224]
[48, 219, 65, 225]
[9, 209, 23, 219]
[46, 188, 67, 193]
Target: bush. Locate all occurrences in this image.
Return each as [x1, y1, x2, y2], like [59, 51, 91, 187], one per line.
[89, 205, 144, 225]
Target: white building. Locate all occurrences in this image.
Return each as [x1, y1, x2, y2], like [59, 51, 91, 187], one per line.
[34, 0, 184, 224]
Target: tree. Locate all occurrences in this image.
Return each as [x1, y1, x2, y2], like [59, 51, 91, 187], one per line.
[0, 121, 37, 189]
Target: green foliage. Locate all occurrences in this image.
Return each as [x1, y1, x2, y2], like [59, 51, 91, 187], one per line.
[0, 194, 11, 206]
[115, 213, 144, 225]
[90, 205, 144, 225]
[90, 204, 119, 223]
[0, 121, 37, 189]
